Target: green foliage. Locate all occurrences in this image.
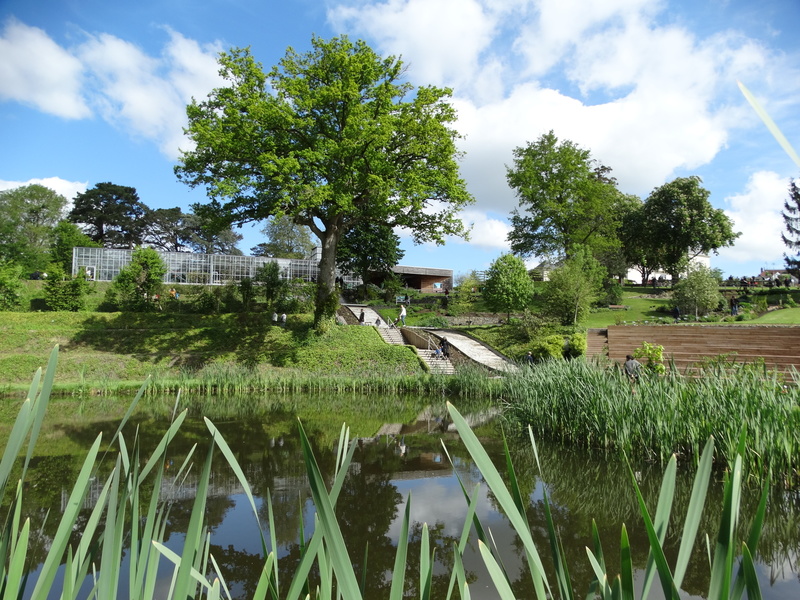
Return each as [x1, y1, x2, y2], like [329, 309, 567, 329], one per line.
[633, 340, 666, 375]
[482, 254, 535, 319]
[516, 309, 558, 342]
[69, 182, 149, 248]
[565, 332, 587, 358]
[107, 247, 167, 311]
[252, 215, 314, 258]
[49, 220, 101, 274]
[530, 334, 565, 361]
[337, 220, 404, 300]
[599, 280, 624, 306]
[0, 260, 24, 310]
[672, 265, 724, 317]
[542, 246, 606, 325]
[255, 261, 288, 310]
[43, 263, 91, 311]
[781, 179, 800, 277]
[177, 36, 473, 325]
[631, 176, 739, 281]
[0, 184, 67, 271]
[506, 130, 627, 259]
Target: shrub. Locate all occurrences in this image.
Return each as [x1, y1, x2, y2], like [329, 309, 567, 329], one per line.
[0, 260, 23, 310]
[43, 263, 91, 311]
[565, 332, 586, 358]
[108, 247, 167, 311]
[633, 340, 666, 375]
[530, 334, 565, 361]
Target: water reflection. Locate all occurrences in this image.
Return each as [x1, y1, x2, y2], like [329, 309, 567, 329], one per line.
[6, 397, 800, 599]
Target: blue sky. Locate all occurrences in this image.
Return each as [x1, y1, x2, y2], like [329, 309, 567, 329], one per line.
[2, 0, 799, 280]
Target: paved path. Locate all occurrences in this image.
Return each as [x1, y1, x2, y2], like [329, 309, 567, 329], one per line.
[342, 305, 517, 373]
[425, 329, 518, 373]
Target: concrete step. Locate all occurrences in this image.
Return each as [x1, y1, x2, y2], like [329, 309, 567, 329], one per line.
[418, 349, 455, 374]
[378, 327, 404, 345]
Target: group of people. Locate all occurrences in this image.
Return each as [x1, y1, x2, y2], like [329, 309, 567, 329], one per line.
[272, 312, 287, 326]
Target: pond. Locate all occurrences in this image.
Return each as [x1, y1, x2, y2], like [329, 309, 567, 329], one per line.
[7, 394, 800, 599]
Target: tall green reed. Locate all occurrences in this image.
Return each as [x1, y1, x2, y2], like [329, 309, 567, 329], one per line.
[502, 359, 800, 482]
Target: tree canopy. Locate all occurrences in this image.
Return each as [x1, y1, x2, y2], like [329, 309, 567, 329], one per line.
[629, 176, 739, 281]
[0, 184, 67, 271]
[176, 35, 473, 324]
[482, 254, 535, 320]
[782, 179, 800, 277]
[69, 182, 149, 249]
[337, 221, 404, 299]
[542, 246, 606, 325]
[506, 131, 626, 260]
[252, 216, 315, 259]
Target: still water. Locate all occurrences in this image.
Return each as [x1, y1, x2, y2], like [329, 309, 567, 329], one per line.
[12, 395, 800, 599]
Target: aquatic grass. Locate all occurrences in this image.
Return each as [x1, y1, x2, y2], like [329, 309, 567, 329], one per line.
[501, 358, 800, 482]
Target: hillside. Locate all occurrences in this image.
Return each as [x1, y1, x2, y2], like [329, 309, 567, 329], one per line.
[0, 311, 423, 390]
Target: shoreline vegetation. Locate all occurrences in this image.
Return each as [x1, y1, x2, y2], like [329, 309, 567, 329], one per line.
[1, 309, 800, 483]
[0, 347, 770, 599]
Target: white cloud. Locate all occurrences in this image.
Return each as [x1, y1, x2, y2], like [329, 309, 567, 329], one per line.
[0, 177, 87, 203]
[331, 0, 785, 216]
[76, 30, 223, 158]
[328, 0, 499, 96]
[717, 170, 787, 264]
[0, 19, 89, 118]
[455, 210, 511, 250]
[0, 20, 224, 160]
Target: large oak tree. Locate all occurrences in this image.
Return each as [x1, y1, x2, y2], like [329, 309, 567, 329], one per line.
[176, 36, 473, 325]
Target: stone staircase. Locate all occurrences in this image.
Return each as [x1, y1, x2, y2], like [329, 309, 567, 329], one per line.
[417, 349, 456, 374]
[377, 326, 404, 345]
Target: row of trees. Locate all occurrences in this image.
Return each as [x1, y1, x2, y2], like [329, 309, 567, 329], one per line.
[506, 131, 740, 285]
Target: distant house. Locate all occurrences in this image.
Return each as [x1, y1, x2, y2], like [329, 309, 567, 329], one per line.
[758, 268, 797, 284]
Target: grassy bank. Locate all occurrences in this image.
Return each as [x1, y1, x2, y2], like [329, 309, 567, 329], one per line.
[0, 311, 424, 394]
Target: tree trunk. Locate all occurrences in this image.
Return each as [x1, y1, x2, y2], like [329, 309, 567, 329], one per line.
[314, 227, 341, 326]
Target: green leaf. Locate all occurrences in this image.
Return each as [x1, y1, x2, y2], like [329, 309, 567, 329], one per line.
[478, 541, 518, 599]
[448, 402, 551, 600]
[297, 420, 362, 599]
[389, 495, 411, 600]
[673, 436, 714, 589]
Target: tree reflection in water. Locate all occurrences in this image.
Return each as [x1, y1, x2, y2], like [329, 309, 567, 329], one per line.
[7, 410, 800, 599]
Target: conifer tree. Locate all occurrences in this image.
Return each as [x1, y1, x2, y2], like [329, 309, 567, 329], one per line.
[781, 180, 800, 276]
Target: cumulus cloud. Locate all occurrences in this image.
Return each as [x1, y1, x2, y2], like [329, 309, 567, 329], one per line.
[77, 29, 224, 158]
[0, 177, 87, 201]
[716, 170, 788, 266]
[0, 19, 223, 159]
[0, 19, 90, 118]
[330, 0, 781, 210]
[454, 210, 511, 250]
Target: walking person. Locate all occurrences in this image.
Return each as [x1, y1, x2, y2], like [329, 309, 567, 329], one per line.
[399, 303, 407, 326]
[359, 309, 366, 325]
[280, 313, 287, 327]
[624, 354, 642, 385]
[439, 337, 450, 359]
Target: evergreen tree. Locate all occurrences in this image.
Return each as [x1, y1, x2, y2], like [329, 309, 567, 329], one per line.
[782, 179, 800, 277]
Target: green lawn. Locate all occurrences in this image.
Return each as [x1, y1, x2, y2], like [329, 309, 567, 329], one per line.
[584, 289, 673, 327]
[750, 306, 800, 324]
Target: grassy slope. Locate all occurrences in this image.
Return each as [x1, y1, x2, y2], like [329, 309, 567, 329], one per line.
[0, 311, 423, 388]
